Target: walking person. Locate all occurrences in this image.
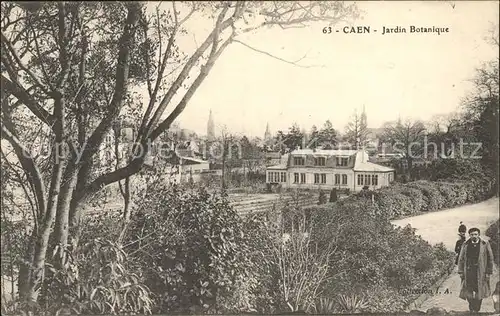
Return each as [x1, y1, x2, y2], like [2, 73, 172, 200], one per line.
[455, 222, 467, 265]
[457, 227, 494, 313]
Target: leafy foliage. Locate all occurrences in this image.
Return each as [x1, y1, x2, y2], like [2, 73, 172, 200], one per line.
[302, 189, 456, 312]
[41, 239, 153, 315]
[336, 293, 369, 313]
[486, 220, 500, 266]
[123, 184, 250, 313]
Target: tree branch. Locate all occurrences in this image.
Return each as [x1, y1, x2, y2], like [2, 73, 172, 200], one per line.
[76, 2, 141, 181]
[1, 31, 52, 96]
[233, 39, 323, 68]
[0, 122, 47, 218]
[150, 9, 237, 140]
[137, 3, 180, 139]
[1, 75, 56, 127]
[143, 3, 239, 138]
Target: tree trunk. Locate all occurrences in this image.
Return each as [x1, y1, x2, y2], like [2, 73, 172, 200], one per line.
[17, 230, 36, 301]
[221, 156, 226, 189]
[52, 165, 79, 267]
[24, 92, 67, 303]
[117, 176, 131, 244]
[24, 146, 65, 303]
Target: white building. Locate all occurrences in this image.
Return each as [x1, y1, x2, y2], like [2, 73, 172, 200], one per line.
[266, 149, 395, 192]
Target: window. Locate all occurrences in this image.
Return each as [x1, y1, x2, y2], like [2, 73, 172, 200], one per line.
[342, 174, 347, 185]
[294, 157, 305, 165]
[274, 172, 279, 183]
[334, 174, 340, 185]
[321, 174, 326, 184]
[314, 173, 320, 184]
[372, 174, 378, 186]
[357, 174, 364, 186]
[365, 174, 371, 186]
[300, 173, 306, 183]
[294, 173, 299, 183]
[336, 157, 348, 166]
[314, 157, 326, 166]
[281, 172, 287, 183]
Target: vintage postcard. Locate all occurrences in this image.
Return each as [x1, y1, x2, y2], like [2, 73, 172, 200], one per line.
[1, 1, 499, 315]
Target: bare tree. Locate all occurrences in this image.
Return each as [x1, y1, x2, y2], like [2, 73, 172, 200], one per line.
[344, 109, 367, 149]
[381, 118, 427, 170]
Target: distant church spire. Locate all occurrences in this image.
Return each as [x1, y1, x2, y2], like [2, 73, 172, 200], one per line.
[207, 109, 215, 141]
[264, 122, 272, 147]
[264, 123, 271, 140]
[360, 104, 367, 128]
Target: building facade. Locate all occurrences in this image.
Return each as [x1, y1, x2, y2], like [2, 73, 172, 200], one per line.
[266, 149, 395, 192]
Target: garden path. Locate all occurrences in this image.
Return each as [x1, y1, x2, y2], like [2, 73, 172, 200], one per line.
[392, 197, 499, 313]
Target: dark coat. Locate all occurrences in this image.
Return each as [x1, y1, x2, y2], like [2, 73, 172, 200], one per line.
[457, 238, 494, 300]
[455, 235, 466, 264]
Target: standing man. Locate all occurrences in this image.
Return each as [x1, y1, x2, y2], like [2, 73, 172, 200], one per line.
[455, 222, 467, 265]
[457, 227, 494, 313]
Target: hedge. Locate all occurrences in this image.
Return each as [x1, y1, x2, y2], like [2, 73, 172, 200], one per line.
[301, 199, 454, 313]
[370, 172, 495, 220]
[486, 219, 500, 266]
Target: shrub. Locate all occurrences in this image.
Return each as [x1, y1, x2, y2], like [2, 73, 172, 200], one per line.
[399, 187, 428, 213]
[486, 220, 500, 266]
[373, 188, 414, 218]
[406, 181, 446, 211]
[329, 188, 338, 202]
[124, 185, 251, 314]
[41, 239, 153, 315]
[318, 190, 327, 205]
[303, 201, 455, 313]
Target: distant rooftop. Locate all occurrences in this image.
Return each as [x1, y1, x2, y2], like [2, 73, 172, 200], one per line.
[181, 156, 209, 164]
[353, 161, 394, 172]
[290, 149, 359, 156]
[267, 164, 287, 170]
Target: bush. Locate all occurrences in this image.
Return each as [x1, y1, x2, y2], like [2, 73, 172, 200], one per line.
[124, 185, 252, 314]
[486, 220, 500, 266]
[302, 202, 455, 313]
[373, 188, 414, 218]
[329, 188, 338, 202]
[406, 181, 446, 211]
[399, 187, 428, 213]
[318, 190, 327, 205]
[41, 239, 153, 315]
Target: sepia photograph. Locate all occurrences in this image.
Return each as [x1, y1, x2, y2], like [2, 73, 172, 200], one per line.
[0, 1, 499, 315]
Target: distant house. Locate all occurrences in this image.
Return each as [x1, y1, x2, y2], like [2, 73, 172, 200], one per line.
[265, 151, 288, 166]
[266, 149, 394, 192]
[144, 146, 210, 183]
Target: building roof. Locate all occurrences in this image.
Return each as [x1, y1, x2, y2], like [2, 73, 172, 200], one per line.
[353, 161, 394, 172]
[267, 164, 287, 170]
[265, 151, 281, 158]
[181, 156, 209, 164]
[290, 149, 358, 156]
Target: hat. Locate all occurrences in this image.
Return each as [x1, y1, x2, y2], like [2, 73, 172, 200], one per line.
[458, 222, 467, 233]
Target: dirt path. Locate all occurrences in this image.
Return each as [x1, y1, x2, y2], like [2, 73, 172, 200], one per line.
[392, 198, 499, 313]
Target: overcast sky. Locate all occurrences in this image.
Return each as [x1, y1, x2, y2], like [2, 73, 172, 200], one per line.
[154, 1, 499, 138]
